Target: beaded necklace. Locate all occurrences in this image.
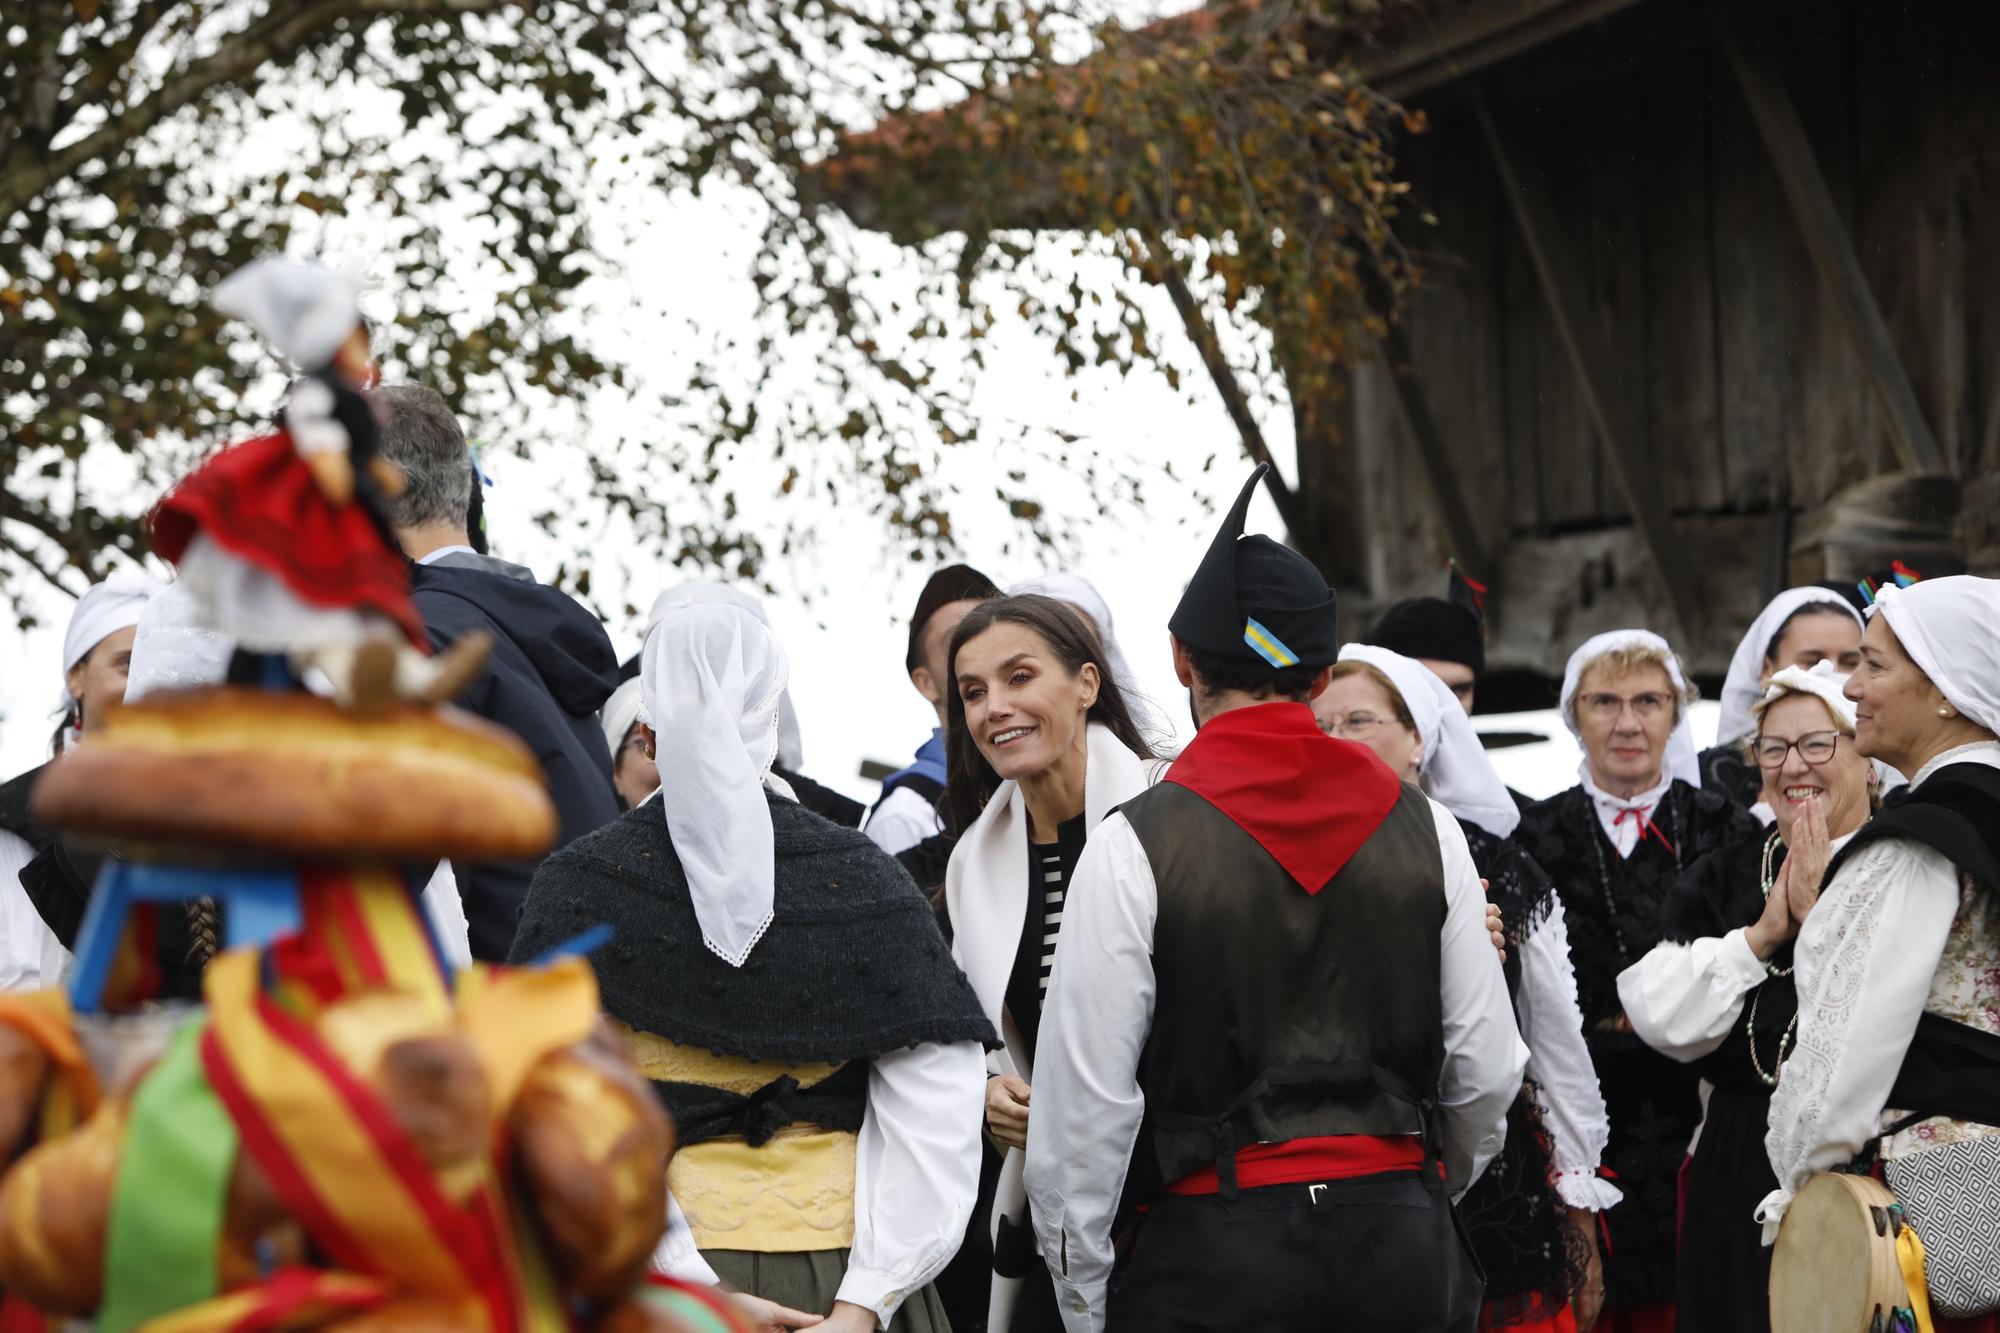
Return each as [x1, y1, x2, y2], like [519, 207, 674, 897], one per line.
[1584, 785, 1686, 967]
[1748, 826, 1798, 1087]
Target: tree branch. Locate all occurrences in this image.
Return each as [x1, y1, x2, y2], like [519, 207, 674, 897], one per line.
[0, 0, 529, 219]
[1149, 239, 1305, 537]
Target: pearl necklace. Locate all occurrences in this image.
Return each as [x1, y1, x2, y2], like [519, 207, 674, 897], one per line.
[1750, 827, 1797, 1087]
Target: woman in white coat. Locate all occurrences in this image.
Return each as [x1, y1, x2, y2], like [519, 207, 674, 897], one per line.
[940, 593, 1161, 1333]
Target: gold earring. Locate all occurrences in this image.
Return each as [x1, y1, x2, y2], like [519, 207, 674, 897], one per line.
[1940, 707, 1954, 719]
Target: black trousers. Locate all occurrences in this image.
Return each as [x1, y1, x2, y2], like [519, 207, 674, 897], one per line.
[1107, 1171, 1484, 1332]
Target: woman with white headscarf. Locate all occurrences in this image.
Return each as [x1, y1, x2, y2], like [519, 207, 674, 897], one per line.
[643, 581, 868, 829]
[1617, 663, 1877, 1333]
[0, 572, 160, 992]
[509, 602, 994, 1333]
[1698, 588, 1864, 808]
[1322, 645, 1618, 1333]
[1759, 576, 2000, 1325]
[1514, 630, 1757, 1327]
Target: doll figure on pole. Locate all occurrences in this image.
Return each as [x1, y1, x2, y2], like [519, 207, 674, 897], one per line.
[152, 257, 486, 713]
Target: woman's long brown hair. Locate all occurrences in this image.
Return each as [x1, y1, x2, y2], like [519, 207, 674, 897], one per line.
[941, 594, 1155, 835]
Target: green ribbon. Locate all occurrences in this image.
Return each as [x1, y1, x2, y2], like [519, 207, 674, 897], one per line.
[98, 1018, 239, 1332]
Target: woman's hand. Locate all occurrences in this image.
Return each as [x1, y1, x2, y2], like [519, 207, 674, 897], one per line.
[986, 1074, 1031, 1151]
[1745, 858, 1800, 959]
[1782, 795, 1832, 924]
[1564, 1208, 1606, 1332]
[802, 1301, 879, 1332]
[727, 1292, 823, 1331]
[1484, 887, 1507, 965]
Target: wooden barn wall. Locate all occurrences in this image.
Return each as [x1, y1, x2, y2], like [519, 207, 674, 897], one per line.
[1345, 0, 2000, 675]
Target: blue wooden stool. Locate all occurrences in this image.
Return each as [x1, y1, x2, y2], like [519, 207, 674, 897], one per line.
[68, 862, 302, 1013]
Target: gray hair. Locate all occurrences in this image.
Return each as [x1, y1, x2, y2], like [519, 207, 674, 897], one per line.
[366, 384, 470, 530]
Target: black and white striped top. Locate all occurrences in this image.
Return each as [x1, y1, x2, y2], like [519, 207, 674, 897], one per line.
[1037, 842, 1069, 996]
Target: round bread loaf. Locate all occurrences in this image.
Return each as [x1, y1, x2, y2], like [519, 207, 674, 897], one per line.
[32, 687, 557, 862]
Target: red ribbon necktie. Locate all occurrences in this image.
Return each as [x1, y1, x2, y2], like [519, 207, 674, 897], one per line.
[1611, 805, 1677, 857]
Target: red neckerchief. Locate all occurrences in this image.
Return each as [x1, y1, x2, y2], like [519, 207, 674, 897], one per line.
[1611, 803, 1677, 857]
[1164, 701, 1402, 894]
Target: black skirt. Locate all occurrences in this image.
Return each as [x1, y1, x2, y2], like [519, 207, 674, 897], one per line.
[1676, 1081, 1778, 1333]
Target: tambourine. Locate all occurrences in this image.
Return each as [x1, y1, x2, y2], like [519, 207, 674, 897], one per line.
[1770, 1171, 1927, 1333]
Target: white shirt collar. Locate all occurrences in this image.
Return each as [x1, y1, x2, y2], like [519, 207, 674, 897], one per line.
[416, 544, 478, 566]
[1911, 739, 2000, 788]
[1579, 763, 1674, 859]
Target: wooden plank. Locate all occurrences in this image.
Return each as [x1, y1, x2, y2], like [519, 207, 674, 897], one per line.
[1583, 72, 1650, 519]
[1396, 121, 1506, 576]
[1473, 86, 1703, 645]
[1638, 50, 1726, 512]
[1707, 40, 1792, 510]
[1718, 11, 1949, 475]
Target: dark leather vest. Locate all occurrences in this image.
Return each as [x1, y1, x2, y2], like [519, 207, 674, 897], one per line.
[1121, 780, 1447, 1192]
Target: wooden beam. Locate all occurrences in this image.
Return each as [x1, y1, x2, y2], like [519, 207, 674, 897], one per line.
[1471, 87, 1702, 645]
[1717, 14, 1949, 475]
[1361, 271, 1494, 579]
[1360, 0, 1646, 101]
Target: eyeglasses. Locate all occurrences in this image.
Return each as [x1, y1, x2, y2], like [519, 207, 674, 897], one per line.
[1752, 730, 1843, 769]
[1318, 712, 1397, 740]
[1577, 691, 1675, 722]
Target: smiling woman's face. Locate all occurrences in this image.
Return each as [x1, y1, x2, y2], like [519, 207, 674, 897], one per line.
[955, 621, 1099, 784]
[1755, 692, 1871, 843]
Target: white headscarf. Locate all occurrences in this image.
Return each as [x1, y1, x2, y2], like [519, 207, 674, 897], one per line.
[1560, 629, 1702, 788]
[212, 257, 363, 368]
[1716, 588, 1863, 747]
[1756, 661, 1859, 733]
[1339, 644, 1520, 838]
[600, 676, 647, 761]
[639, 603, 793, 968]
[1006, 571, 1163, 738]
[58, 571, 164, 711]
[646, 582, 805, 771]
[1869, 575, 2000, 736]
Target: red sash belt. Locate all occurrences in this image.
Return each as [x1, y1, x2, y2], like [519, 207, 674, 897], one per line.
[1164, 1134, 1428, 1195]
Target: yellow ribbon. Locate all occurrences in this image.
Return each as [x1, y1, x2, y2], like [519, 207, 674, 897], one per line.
[1895, 1213, 1938, 1333]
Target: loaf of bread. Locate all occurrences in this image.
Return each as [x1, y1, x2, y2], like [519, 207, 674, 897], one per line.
[0, 1091, 126, 1313]
[315, 991, 495, 1205]
[511, 1024, 673, 1301]
[0, 1023, 47, 1166]
[32, 686, 557, 862]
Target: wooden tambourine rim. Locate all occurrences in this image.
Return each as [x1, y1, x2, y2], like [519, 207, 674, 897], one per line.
[1770, 1171, 1911, 1333]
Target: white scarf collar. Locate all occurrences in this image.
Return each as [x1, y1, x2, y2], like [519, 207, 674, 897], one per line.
[1579, 763, 1675, 860]
[942, 721, 1158, 1077]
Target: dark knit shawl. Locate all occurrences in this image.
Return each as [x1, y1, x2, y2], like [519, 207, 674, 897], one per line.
[509, 792, 998, 1064]
[1458, 820, 1557, 997]
[1824, 759, 2000, 894]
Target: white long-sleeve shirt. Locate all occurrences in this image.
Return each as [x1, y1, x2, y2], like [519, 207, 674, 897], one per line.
[1515, 898, 1621, 1210]
[1758, 742, 2000, 1241]
[1617, 833, 1858, 1064]
[0, 828, 71, 993]
[1024, 797, 1526, 1331]
[650, 1037, 986, 1327]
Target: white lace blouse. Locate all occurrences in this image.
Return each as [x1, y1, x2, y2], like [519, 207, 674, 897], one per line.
[1756, 741, 2000, 1241]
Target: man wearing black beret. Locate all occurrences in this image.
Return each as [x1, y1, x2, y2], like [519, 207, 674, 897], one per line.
[1023, 464, 1524, 1331]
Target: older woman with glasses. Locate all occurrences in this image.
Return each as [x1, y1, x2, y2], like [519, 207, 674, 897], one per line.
[1321, 646, 1619, 1333]
[1616, 664, 1874, 1333]
[1517, 630, 1756, 1333]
